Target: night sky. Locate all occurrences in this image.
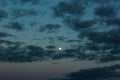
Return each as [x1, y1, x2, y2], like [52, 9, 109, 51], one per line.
[0, 0, 120, 80]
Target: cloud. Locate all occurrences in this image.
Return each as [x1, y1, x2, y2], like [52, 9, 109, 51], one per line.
[104, 18, 120, 26]
[110, 48, 120, 54]
[100, 54, 120, 63]
[46, 45, 55, 49]
[52, 0, 85, 17]
[4, 21, 24, 31]
[79, 28, 120, 44]
[45, 50, 56, 58]
[51, 0, 120, 31]
[0, 40, 13, 45]
[0, 41, 119, 63]
[94, 5, 117, 18]
[51, 64, 120, 80]
[23, 45, 49, 61]
[11, 9, 38, 18]
[76, 26, 120, 62]
[0, 9, 8, 20]
[0, 40, 25, 62]
[0, 43, 55, 62]
[56, 36, 67, 42]
[0, 0, 120, 63]
[64, 18, 96, 31]
[0, 32, 12, 38]
[52, 48, 96, 61]
[39, 24, 61, 33]
[71, 20, 96, 30]
[52, 51, 76, 60]
[66, 39, 80, 43]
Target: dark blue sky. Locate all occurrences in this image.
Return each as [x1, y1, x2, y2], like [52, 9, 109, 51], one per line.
[0, 0, 120, 80]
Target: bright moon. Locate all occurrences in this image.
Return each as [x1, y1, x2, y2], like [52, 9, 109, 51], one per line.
[58, 47, 62, 51]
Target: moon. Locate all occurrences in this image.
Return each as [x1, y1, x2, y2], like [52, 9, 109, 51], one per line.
[58, 47, 62, 51]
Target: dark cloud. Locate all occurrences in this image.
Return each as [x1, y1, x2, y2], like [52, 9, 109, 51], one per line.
[62, 0, 119, 63]
[0, 41, 25, 62]
[66, 39, 80, 43]
[64, 18, 96, 31]
[51, 64, 120, 80]
[4, 21, 24, 31]
[51, 0, 119, 32]
[39, 24, 61, 33]
[25, 45, 46, 60]
[0, 32, 12, 38]
[52, 48, 96, 61]
[104, 18, 120, 26]
[56, 36, 67, 42]
[0, 42, 119, 63]
[52, 0, 119, 18]
[76, 26, 120, 62]
[79, 28, 120, 44]
[0, 42, 55, 62]
[0, 44, 44, 62]
[0, 0, 120, 64]
[1, 28, 120, 63]
[11, 9, 37, 18]
[46, 45, 55, 49]
[100, 54, 120, 63]
[52, 52, 76, 60]
[0, 41, 80, 62]
[45, 50, 56, 58]
[110, 48, 120, 54]
[94, 5, 117, 18]
[57, 49, 81, 59]
[71, 20, 95, 30]
[0, 40, 13, 44]
[0, 9, 8, 20]
[42, 36, 120, 62]
[84, 42, 100, 51]
[52, 0, 85, 17]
